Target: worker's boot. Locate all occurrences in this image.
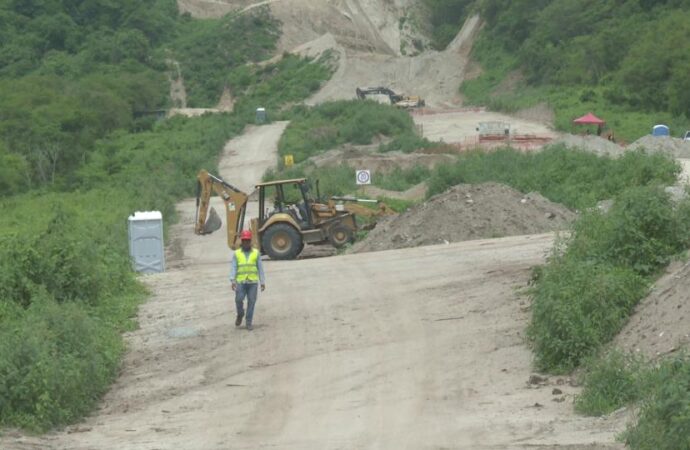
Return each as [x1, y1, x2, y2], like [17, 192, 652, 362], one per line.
[235, 313, 244, 327]
[246, 323, 253, 331]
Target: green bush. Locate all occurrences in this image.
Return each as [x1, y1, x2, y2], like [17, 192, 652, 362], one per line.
[577, 352, 690, 449]
[0, 298, 128, 431]
[0, 114, 241, 431]
[423, 0, 474, 50]
[529, 186, 690, 372]
[229, 53, 334, 123]
[171, 8, 280, 106]
[426, 146, 678, 209]
[278, 100, 420, 162]
[575, 351, 648, 416]
[625, 355, 690, 450]
[379, 132, 436, 154]
[0, 209, 133, 308]
[465, 1, 690, 141]
[528, 256, 647, 372]
[375, 166, 431, 191]
[568, 187, 687, 275]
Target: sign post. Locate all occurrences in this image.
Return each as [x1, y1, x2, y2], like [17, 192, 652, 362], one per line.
[284, 154, 294, 168]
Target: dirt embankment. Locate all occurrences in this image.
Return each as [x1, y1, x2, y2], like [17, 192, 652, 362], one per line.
[309, 144, 455, 173]
[179, 0, 483, 108]
[352, 182, 576, 253]
[615, 258, 690, 358]
[553, 135, 625, 158]
[628, 135, 690, 158]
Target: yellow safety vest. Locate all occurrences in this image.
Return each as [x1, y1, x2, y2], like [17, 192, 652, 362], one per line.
[235, 248, 259, 283]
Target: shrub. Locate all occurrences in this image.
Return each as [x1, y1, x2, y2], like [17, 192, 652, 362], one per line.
[624, 355, 690, 450]
[426, 146, 678, 210]
[171, 8, 280, 106]
[575, 351, 648, 416]
[278, 100, 420, 162]
[0, 298, 127, 431]
[568, 187, 686, 275]
[229, 53, 334, 123]
[528, 256, 647, 373]
[375, 166, 431, 191]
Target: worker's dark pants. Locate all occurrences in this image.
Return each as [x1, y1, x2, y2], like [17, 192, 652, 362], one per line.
[235, 283, 258, 325]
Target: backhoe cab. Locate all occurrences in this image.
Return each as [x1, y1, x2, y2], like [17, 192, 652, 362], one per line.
[195, 170, 357, 260]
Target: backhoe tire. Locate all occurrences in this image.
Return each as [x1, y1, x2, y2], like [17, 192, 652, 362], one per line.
[262, 224, 303, 260]
[328, 224, 354, 248]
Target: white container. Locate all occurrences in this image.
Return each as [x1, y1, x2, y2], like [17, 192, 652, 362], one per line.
[128, 211, 165, 274]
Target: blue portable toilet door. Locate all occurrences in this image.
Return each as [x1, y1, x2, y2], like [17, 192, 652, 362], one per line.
[652, 125, 670, 136]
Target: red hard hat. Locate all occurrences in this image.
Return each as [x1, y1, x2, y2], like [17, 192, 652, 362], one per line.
[240, 230, 253, 240]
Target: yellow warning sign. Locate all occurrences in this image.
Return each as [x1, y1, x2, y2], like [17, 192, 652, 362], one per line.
[284, 155, 294, 167]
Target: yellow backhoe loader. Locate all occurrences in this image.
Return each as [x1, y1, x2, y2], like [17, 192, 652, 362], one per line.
[195, 170, 358, 260]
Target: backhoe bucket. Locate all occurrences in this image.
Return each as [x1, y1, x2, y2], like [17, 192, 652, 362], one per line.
[202, 207, 222, 234]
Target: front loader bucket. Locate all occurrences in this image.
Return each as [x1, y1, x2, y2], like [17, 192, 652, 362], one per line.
[202, 207, 222, 234]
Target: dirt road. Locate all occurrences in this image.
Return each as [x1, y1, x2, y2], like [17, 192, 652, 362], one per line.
[4, 119, 625, 450]
[413, 110, 558, 144]
[5, 232, 625, 450]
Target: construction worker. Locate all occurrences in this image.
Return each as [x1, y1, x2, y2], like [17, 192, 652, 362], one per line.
[229, 230, 266, 331]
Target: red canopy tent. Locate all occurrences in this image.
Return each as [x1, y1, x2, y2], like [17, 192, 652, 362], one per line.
[573, 112, 605, 125]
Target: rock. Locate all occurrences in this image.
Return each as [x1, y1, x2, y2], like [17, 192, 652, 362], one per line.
[552, 388, 563, 395]
[529, 374, 548, 385]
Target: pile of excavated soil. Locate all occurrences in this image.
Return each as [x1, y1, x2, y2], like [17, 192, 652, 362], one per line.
[309, 145, 455, 173]
[553, 135, 625, 158]
[615, 259, 690, 358]
[351, 183, 576, 253]
[628, 135, 690, 158]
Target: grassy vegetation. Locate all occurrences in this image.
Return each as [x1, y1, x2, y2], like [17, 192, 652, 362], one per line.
[422, 0, 474, 50]
[528, 186, 690, 373]
[576, 351, 690, 450]
[375, 166, 431, 192]
[228, 53, 335, 123]
[463, 0, 690, 141]
[0, 114, 238, 431]
[427, 145, 678, 210]
[624, 354, 690, 450]
[277, 100, 429, 163]
[265, 161, 431, 200]
[575, 351, 648, 416]
[462, 36, 687, 142]
[170, 8, 280, 107]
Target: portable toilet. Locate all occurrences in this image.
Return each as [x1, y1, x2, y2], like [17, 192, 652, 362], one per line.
[652, 124, 670, 137]
[128, 211, 165, 274]
[255, 107, 267, 124]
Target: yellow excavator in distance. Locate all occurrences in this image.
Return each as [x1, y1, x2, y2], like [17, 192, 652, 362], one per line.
[195, 170, 361, 260]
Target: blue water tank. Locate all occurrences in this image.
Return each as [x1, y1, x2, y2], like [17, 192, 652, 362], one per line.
[652, 125, 670, 136]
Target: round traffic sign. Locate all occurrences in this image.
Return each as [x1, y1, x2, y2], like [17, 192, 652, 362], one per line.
[356, 170, 371, 185]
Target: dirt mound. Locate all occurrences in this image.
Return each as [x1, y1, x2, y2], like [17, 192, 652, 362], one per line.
[553, 135, 625, 158]
[309, 145, 455, 173]
[351, 183, 575, 253]
[628, 135, 690, 158]
[615, 259, 690, 358]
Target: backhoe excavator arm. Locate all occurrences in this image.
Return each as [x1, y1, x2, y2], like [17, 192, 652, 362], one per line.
[195, 169, 249, 249]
